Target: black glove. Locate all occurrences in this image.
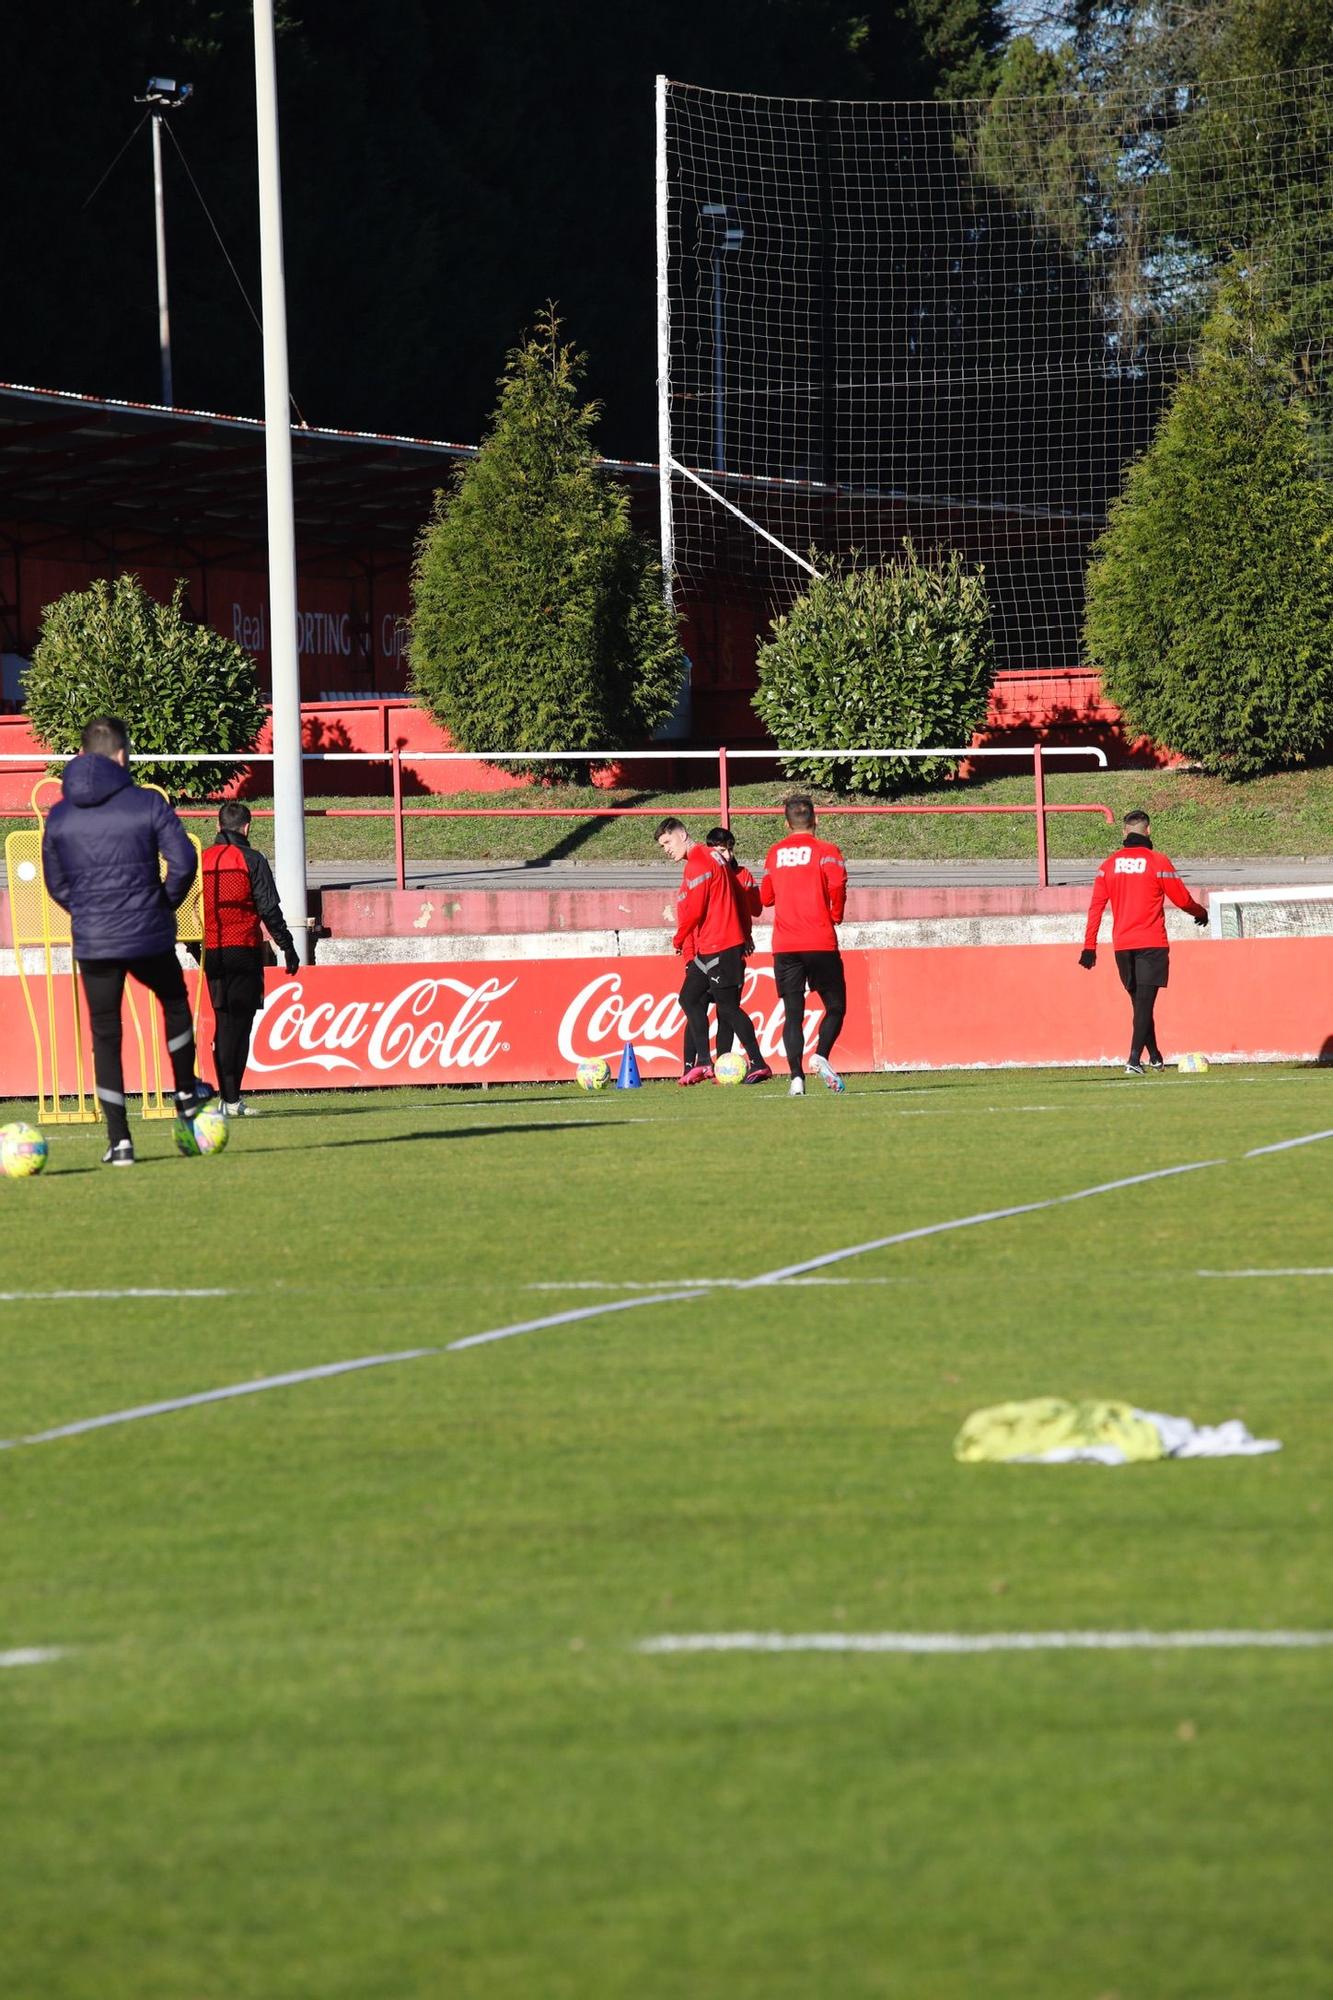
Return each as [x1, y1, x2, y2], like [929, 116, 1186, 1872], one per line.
[1193, 912, 1208, 928]
[284, 948, 301, 976]
[1078, 948, 1097, 970]
[742, 939, 755, 957]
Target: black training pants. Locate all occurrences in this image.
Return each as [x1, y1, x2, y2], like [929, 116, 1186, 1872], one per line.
[206, 945, 266, 1101]
[78, 950, 198, 1143]
[1115, 947, 1169, 1065]
[774, 951, 847, 1078]
[680, 949, 763, 1068]
[679, 959, 713, 1069]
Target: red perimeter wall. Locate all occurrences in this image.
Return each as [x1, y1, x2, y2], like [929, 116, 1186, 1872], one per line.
[1, 939, 1328, 1098]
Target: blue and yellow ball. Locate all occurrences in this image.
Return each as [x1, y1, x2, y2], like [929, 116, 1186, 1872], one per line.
[576, 1058, 612, 1092]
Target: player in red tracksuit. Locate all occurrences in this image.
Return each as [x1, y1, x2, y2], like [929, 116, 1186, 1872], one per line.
[655, 816, 772, 1085]
[202, 801, 301, 1114]
[759, 795, 849, 1097]
[705, 826, 763, 1065]
[1080, 809, 1208, 1074]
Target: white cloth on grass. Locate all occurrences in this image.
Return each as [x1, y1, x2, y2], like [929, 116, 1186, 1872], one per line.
[1016, 1410, 1282, 1465]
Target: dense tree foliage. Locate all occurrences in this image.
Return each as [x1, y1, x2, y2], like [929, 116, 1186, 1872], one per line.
[1084, 278, 1333, 777]
[752, 544, 994, 794]
[1, 0, 1004, 457]
[26, 575, 267, 796]
[410, 314, 684, 753]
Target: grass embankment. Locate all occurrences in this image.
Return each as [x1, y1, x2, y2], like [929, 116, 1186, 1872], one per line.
[1, 1068, 1330, 1998]
[8, 766, 1333, 866]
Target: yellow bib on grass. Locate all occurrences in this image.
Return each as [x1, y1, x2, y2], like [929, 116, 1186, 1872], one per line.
[953, 1398, 1164, 1464]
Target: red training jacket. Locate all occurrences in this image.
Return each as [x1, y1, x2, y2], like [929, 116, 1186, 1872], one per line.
[1083, 840, 1207, 951]
[734, 864, 761, 948]
[673, 844, 748, 956]
[203, 840, 263, 949]
[760, 831, 848, 952]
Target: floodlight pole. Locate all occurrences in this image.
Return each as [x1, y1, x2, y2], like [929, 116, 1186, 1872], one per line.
[252, 0, 309, 961]
[136, 78, 192, 405]
[150, 115, 173, 406]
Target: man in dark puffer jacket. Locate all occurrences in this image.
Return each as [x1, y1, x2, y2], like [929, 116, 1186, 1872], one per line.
[42, 716, 214, 1165]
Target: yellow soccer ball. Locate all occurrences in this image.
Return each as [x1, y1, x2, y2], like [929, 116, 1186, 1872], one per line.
[0, 1122, 48, 1178]
[714, 1051, 749, 1086]
[1176, 1053, 1210, 1074]
[175, 1106, 230, 1157]
[576, 1057, 612, 1092]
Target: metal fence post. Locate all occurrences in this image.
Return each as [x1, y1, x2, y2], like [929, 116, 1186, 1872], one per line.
[1033, 740, 1049, 890]
[718, 744, 730, 829]
[392, 745, 406, 891]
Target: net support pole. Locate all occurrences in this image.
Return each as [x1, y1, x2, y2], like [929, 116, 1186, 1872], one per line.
[253, 0, 309, 962]
[655, 76, 674, 616]
[655, 75, 691, 741]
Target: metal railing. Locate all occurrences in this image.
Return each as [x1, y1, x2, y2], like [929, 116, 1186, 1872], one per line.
[0, 742, 1111, 890]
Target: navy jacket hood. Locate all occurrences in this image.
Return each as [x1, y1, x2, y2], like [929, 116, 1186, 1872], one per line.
[61, 752, 134, 809]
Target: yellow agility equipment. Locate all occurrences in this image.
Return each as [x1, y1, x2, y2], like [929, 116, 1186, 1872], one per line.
[4, 779, 206, 1123]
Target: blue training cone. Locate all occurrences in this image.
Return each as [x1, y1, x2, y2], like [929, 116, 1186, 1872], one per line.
[616, 1041, 642, 1089]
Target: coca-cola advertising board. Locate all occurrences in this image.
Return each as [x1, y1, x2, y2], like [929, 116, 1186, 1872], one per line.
[3, 938, 1332, 1096]
[241, 955, 877, 1086]
[0, 956, 876, 1096]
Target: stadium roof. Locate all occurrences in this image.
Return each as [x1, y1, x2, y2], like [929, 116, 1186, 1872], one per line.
[0, 381, 658, 555]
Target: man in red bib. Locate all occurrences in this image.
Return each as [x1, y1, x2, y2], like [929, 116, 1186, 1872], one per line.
[760, 795, 849, 1096]
[1080, 809, 1208, 1074]
[202, 801, 301, 1115]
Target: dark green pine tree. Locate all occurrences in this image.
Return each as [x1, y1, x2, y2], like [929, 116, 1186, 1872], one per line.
[409, 312, 684, 754]
[1084, 271, 1333, 776]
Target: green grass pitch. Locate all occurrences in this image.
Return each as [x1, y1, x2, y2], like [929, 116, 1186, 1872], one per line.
[2, 1066, 1331, 1998]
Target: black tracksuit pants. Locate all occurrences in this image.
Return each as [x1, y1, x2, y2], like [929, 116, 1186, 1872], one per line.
[679, 947, 762, 1069]
[774, 951, 847, 1077]
[206, 945, 266, 1101]
[78, 950, 198, 1144]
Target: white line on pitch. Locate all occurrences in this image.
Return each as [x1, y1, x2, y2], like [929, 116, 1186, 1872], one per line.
[526, 1277, 903, 1291]
[636, 1630, 1333, 1655]
[1198, 1267, 1333, 1279]
[740, 1158, 1225, 1288]
[0, 1288, 234, 1303]
[0, 1647, 67, 1668]
[1245, 1127, 1333, 1157]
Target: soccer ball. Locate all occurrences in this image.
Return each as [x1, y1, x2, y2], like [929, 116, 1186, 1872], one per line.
[174, 1106, 230, 1157]
[714, 1051, 749, 1086]
[0, 1122, 48, 1178]
[1177, 1053, 1210, 1074]
[576, 1057, 612, 1092]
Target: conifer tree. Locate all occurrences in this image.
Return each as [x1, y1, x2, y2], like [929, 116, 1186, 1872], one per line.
[409, 312, 683, 754]
[1084, 272, 1333, 775]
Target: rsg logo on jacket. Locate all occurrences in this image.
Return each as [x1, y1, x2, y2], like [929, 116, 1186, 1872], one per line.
[759, 831, 848, 952]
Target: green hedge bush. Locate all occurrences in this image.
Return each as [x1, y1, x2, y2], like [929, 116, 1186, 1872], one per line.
[1085, 274, 1333, 777]
[26, 574, 266, 798]
[410, 312, 684, 760]
[752, 545, 994, 795]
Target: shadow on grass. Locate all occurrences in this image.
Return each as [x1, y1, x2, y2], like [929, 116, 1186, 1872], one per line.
[222, 1121, 605, 1155]
[532, 790, 667, 865]
[250, 1093, 610, 1119]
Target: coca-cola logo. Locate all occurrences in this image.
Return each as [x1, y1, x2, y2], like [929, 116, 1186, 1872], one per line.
[248, 976, 517, 1075]
[558, 967, 823, 1065]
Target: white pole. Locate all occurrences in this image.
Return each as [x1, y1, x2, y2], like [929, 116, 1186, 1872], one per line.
[655, 74, 691, 739]
[151, 115, 173, 406]
[252, 0, 308, 961]
[655, 76, 675, 614]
